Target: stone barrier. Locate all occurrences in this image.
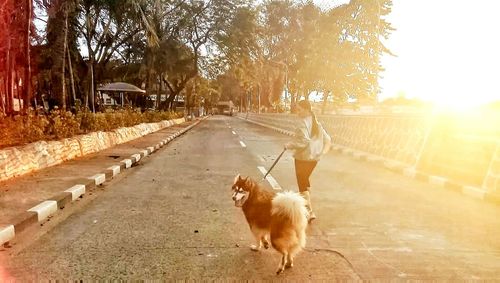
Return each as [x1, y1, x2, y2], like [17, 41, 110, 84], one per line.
[0, 118, 185, 182]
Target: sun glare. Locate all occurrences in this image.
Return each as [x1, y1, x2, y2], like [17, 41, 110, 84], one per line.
[380, 0, 500, 114]
[410, 80, 499, 115]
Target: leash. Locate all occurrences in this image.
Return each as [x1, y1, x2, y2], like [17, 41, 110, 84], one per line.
[304, 248, 360, 278]
[262, 148, 287, 181]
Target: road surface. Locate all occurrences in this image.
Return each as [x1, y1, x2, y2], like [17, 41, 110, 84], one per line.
[2, 115, 500, 280]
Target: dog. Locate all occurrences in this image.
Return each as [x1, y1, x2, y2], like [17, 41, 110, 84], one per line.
[232, 174, 308, 274]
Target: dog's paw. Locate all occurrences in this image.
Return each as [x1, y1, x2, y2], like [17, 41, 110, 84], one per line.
[250, 245, 260, 251]
[276, 267, 285, 275]
[263, 241, 270, 249]
[285, 262, 293, 269]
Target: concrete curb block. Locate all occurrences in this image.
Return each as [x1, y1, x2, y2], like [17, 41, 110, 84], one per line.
[28, 201, 58, 222]
[239, 116, 497, 205]
[429, 176, 447, 187]
[64, 185, 86, 201]
[50, 192, 73, 209]
[88, 174, 106, 186]
[0, 225, 15, 246]
[105, 165, 121, 180]
[120, 159, 132, 169]
[0, 118, 205, 247]
[130, 153, 141, 164]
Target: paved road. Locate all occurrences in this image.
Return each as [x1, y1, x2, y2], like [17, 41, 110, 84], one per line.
[2, 115, 500, 280]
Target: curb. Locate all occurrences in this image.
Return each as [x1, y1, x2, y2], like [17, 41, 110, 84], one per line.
[0, 117, 205, 247]
[238, 116, 498, 205]
[237, 116, 295, 137]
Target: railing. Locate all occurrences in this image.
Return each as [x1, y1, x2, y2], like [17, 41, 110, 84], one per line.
[238, 111, 500, 195]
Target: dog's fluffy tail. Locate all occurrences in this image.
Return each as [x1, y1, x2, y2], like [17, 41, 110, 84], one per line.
[271, 191, 308, 226]
[271, 191, 308, 246]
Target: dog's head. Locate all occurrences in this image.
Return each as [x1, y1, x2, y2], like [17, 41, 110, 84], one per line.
[232, 174, 252, 207]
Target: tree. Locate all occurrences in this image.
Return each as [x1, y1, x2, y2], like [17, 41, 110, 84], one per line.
[1, 0, 394, 116]
[334, 0, 395, 102]
[158, 0, 249, 111]
[213, 5, 259, 108]
[76, 0, 160, 112]
[46, 0, 77, 110]
[0, 0, 16, 114]
[0, 0, 36, 114]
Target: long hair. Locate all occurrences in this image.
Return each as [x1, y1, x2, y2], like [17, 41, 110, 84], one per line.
[297, 100, 319, 138]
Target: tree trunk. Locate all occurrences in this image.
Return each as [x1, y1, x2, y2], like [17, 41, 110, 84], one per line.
[23, 0, 32, 112]
[0, 79, 5, 115]
[61, 8, 68, 110]
[89, 63, 95, 112]
[84, 6, 95, 112]
[157, 74, 162, 110]
[6, 38, 13, 115]
[47, 0, 68, 109]
[165, 91, 179, 111]
[290, 90, 296, 113]
[67, 44, 76, 107]
[321, 90, 330, 115]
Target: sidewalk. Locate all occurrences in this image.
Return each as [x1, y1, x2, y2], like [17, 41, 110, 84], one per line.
[0, 118, 203, 247]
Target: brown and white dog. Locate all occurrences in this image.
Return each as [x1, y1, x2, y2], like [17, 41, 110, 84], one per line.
[232, 174, 308, 274]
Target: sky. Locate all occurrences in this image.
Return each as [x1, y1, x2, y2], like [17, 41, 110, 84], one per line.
[378, 0, 500, 108]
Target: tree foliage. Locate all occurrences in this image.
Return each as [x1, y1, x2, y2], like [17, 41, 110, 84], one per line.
[0, 0, 394, 115]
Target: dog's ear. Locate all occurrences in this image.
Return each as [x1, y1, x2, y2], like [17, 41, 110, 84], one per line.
[233, 174, 241, 185]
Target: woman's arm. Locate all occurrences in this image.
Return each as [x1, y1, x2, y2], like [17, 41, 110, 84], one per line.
[285, 121, 310, 150]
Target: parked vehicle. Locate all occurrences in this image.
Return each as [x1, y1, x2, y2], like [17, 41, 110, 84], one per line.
[217, 101, 235, 116]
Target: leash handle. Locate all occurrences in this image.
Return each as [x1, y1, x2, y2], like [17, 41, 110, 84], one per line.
[262, 148, 287, 180]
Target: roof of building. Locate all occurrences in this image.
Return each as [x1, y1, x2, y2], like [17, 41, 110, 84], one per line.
[97, 82, 146, 93]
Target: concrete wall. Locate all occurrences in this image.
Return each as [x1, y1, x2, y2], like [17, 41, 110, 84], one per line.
[238, 112, 500, 195]
[0, 118, 185, 182]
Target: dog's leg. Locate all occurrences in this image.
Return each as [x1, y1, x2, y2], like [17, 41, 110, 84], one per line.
[250, 228, 264, 251]
[276, 253, 287, 275]
[262, 235, 270, 249]
[285, 253, 294, 269]
[250, 242, 262, 251]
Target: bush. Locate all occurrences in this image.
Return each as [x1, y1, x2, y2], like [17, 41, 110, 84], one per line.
[23, 110, 50, 142]
[48, 109, 81, 139]
[0, 114, 21, 147]
[0, 109, 184, 148]
[76, 110, 97, 133]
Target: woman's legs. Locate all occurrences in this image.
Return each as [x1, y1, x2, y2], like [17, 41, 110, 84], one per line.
[294, 159, 318, 222]
[301, 191, 316, 222]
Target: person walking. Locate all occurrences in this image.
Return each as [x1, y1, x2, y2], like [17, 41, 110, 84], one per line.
[284, 99, 331, 222]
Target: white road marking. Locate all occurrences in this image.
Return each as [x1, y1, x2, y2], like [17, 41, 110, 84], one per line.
[239, 141, 246, 148]
[257, 166, 282, 190]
